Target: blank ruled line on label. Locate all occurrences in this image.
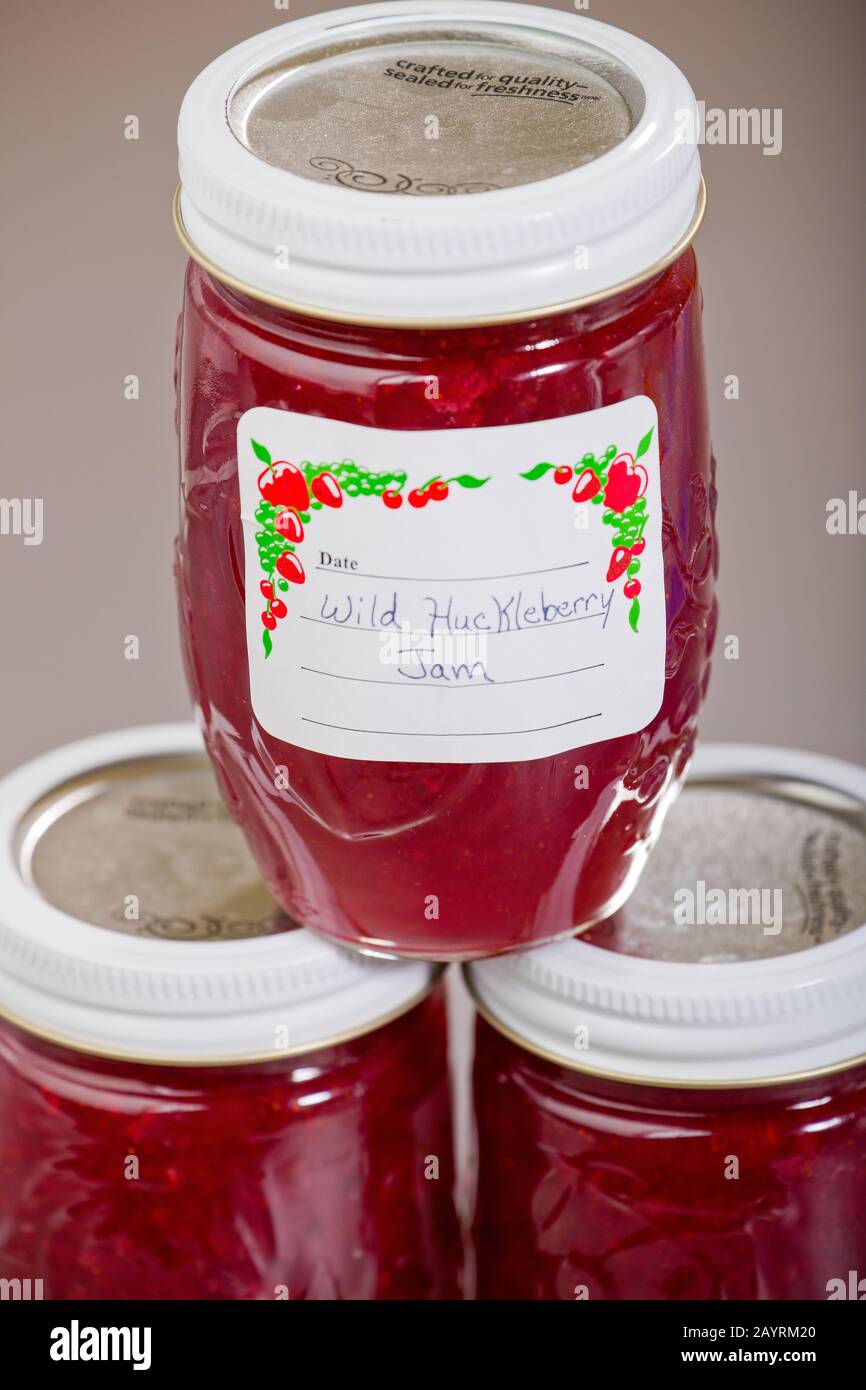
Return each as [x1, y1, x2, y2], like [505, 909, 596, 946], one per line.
[299, 610, 610, 635]
[300, 713, 603, 737]
[300, 663, 605, 689]
[315, 560, 590, 583]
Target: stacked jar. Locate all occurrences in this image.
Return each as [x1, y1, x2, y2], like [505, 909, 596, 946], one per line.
[0, 726, 461, 1300]
[467, 746, 866, 1300]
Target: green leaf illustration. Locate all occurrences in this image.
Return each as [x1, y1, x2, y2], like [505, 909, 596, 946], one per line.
[262, 628, 273, 658]
[520, 463, 556, 481]
[628, 598, 641, 633]
[635, 427, 655, 460]
[251, 438, 272, 465]
[452, 474, 491, 489]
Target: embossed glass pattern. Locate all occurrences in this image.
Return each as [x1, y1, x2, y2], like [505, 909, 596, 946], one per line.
[472, 1017, 866, 1300]
[0, 991, 460, 1300]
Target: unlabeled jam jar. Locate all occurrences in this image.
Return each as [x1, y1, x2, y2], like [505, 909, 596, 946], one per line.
[174, 1, 716, 958]
[0, 726, 461, 1301]
[467, 744, 866, 1300]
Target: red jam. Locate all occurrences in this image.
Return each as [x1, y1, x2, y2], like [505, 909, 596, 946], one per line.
[0, 990, 461, 1300]
[471, 1017, 866, 1301]
[175, 249, 717, 959]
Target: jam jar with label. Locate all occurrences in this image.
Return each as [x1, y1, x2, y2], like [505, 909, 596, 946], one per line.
[0, 726, 461, 1300]
[174, 1, 716, 958]
[467, 744, 866, 1300]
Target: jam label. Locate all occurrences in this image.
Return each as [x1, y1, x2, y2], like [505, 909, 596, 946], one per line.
[238, 398, 665, 764]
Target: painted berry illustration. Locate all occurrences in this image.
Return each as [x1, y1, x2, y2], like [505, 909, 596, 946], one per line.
[258, 461, 310, 512]
[521, 425, 655, 632]
[603, 455, 648, 513]
[311, 472, 343, 508]
[276, 551, 305, 584]
[385, 473, 488, 509]
[572, 468, 601, 503]
[274, 509, 304, 542]
[251, 441, 490, 657]
[253, 439, 317, 656]
[607, 546, 632, 583]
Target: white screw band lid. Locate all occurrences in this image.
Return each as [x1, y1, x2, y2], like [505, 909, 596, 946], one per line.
[177, 1, 703, 325]
[0, 724, 434, 1065]
[467, 744, 866, 1086]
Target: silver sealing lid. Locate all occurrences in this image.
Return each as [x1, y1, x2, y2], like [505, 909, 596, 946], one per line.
[228, 21, 642, 193]
[584, 777, 866, 964]
[468, 744, 866, 1086]
[17, 755, 290, 942]
[0, 725, 433, 1064]
[176, 1, 704, 324]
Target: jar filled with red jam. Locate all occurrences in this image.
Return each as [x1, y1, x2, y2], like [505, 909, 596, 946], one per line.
[174, 1, 716, 959]
[0, 726, 461, 1300]
[467, 744, 866, 1300]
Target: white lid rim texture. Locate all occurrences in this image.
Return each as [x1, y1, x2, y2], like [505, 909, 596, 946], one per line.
[467, 743, 866, 1088]
[177, 1, 703, 325]
[0, 724, 434, 1065]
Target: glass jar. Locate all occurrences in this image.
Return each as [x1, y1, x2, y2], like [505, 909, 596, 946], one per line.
[467, 744, 866, 1300]
[174, 2, 716, 958]
[0, 726, 461, 1301]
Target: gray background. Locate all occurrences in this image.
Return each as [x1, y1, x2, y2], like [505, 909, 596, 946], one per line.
[1, 0, 865, 773]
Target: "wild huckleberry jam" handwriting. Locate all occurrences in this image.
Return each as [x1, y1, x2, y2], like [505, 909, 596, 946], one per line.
[317, 586, 615, 634]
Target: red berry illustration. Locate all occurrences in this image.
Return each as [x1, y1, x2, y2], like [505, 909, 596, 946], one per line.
[383, 489, 403, 509]
[553, 466, 572, 485]
[258, 462, 310, 512]
[275, 508, 304, 543]
[607, 546, 633, 583]
[260, 580, 274, 600]
[270, 598, 288, 619]
[428, 480, 449, 502]
[311, 472, 343, 508]
[276, 551, 306, 584]
[631, 538, 646, 555]
[624, 578, 642, 599]
[262, 610, 277, 631]
[572, 468, 601, 503]
[603, 454, 649, 514]
[408, 489, 429, 508]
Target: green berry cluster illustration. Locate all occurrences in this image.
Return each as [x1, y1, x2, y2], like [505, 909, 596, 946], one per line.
[302, 458, 408, 503]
